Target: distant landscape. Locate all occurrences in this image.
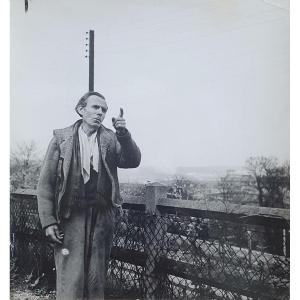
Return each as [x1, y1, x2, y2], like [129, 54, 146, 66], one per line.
[118, 165, 246, 183]
[10, 141, 290, 209]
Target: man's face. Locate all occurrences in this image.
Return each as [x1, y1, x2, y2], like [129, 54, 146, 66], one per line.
[79, 95, 108, 129]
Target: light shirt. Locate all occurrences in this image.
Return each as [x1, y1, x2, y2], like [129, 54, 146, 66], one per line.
[78, 125, 99, 184]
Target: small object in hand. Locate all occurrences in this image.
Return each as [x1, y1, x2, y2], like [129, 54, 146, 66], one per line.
[112, 108, 126, 134]
[61, 248, 70, 256]
[112, 108, 124, 125]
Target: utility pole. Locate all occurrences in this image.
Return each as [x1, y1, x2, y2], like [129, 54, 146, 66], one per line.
[85, 30, 95, 92]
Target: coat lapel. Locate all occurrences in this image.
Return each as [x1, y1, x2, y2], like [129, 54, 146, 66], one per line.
[61, 135, 74, 184]
[98, 125, 110, 160]
[58, 121, 81, 199]
[97, 125, 115, 188]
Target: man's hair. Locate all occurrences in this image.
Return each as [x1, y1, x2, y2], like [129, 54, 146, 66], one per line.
[75, 91, 106, 117]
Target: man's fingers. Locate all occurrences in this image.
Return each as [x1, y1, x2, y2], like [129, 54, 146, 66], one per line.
[112, 108, 124, 126]
[112, 118, 124, 125]
[45, 225, 63, 244]
[54, 227, 64, 240]
[112, 108, 126, 131]
[114, 120, 126, 128]
[49, 232, 62, 244]
[114, 119, 126, 125]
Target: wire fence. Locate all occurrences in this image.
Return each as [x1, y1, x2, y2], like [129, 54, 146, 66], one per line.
[10, 190, 290, 300]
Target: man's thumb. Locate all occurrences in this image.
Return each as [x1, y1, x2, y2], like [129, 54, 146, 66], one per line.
[119, 108, 124, 118]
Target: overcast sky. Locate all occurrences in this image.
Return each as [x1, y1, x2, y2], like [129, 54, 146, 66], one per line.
[11, 0, 289, 172]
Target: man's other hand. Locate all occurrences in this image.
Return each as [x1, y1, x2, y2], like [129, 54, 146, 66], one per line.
[45, 224, 64, 245]
[112, 108, 126, 134]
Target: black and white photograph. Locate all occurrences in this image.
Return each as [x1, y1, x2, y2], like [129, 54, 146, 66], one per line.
[10, 0, 290, 299]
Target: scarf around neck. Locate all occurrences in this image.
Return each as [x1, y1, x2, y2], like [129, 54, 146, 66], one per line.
[78, 124, 99, 184]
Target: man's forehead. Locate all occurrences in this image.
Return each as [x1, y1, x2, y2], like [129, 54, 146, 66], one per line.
[86, 95, 108, 107]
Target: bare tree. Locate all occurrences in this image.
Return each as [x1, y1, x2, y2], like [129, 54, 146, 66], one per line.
[246, 156, 289, 208]
[10, 141, 42, 191]
[217, 171, 251, 211]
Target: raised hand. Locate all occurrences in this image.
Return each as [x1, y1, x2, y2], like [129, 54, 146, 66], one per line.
[112, 108, 126, 134]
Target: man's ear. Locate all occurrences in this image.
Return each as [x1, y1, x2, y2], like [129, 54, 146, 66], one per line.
[78, 106, 85, 116]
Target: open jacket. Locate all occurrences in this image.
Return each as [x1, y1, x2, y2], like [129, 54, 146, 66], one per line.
[37, 120, 141, 229]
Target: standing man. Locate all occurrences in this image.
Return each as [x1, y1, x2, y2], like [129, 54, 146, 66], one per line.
[37, 91, 141, 300]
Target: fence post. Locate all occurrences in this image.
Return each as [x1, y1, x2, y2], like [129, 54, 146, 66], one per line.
[247, 230, 252, 266]
[144, 183, 169, 300]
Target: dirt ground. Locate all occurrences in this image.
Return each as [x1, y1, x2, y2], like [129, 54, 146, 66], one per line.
[10, 274, 56, 300]
[10, 274, 130, 300]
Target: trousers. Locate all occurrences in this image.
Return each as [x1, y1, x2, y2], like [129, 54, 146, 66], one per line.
[54, 207, 116, 300]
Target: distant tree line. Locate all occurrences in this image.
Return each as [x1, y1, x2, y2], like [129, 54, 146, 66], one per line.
[170, 156, 289, 209]
[10, 142, 289, 209]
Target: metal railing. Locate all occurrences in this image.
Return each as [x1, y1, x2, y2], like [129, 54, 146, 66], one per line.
[10, 184, 290, 299]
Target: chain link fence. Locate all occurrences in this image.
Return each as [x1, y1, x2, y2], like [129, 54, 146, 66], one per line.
[11, 191, 290, 299]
